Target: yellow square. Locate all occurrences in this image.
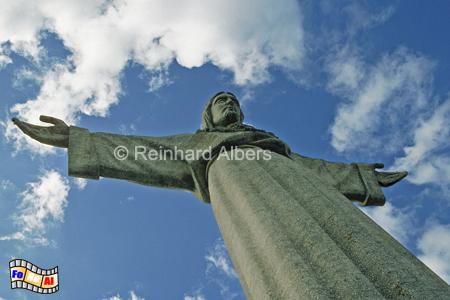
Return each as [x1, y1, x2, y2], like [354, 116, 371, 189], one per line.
[10, 267, 26, 282]
[24, 270, 43, 287]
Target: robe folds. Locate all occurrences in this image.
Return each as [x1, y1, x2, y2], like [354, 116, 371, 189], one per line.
[208, 148, 450, 299]
[67, 126, 385, 206]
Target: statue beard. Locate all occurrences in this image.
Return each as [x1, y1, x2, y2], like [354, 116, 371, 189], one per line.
[223, 110, 239, 125]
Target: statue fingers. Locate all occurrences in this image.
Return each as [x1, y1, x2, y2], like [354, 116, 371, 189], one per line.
[377, 171, 408, 187]
[11, 117, 22, 126]
[39, 115, 68, 127]
[13, 118, 49, 130]
[12, 118, 48, 140]
[12, 118, 36, 138]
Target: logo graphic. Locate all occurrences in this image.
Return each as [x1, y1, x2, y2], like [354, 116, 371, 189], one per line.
[9, 259, 59, 294]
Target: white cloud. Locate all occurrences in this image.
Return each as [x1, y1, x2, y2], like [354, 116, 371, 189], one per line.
[0, 231, 26, 241]
[17, 170, 69, 232]
[12, 66, 44, 90]
[392, 99, 450, 188]
[2, 0, 304, 153]
[129, 291, 144, 300]
[205, 240, 237, 279]
[0, 0, 45, 59]
[73, 178, 87, 190]
[104, 296, 122, 300]
[326, 40, 450, 192]
[326, 46, 365, 93]
[184, 292, 206, 300]
[343, 3, 395, 35]
[0, 51, 12, 68]
[0, 179, 14, 190]
[360, 202, 413, 244]
[328, 47, 434, 154]
[118, 123, 137, 135]
[0, 170, 69, 246]
[185, 239, 242, 300]
[417, 223, 450, 283]
[102, 290, 145, 300]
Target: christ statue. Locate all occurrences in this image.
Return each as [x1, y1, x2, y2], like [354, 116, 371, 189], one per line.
[12, 92, 450, 299]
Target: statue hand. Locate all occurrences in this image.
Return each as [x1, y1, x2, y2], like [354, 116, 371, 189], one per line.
[373, 163, 408, 187]
[12, 115, 70, 148]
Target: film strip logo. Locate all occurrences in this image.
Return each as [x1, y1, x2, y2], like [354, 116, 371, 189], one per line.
[9, 259, 59, 294]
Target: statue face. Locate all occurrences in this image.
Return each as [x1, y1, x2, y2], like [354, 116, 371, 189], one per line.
[210, 93, 241, 127]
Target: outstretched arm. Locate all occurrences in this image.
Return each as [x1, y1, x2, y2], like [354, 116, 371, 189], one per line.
[291, 153, 407, 206]
[69, 126, 195, 191]
[13, 116, 195, 192]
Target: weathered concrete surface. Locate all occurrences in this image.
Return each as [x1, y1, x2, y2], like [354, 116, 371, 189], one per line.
[209, 148, 450, 300]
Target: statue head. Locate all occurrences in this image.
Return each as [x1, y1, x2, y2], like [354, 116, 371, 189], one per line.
[201, 92, 245, 130]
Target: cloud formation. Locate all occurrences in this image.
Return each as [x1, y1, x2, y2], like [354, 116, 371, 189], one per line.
[328, 47, 434, 154]
[102, 291, 144, 300]
[0, 179, 14, 190]
[205, 239, 238, 279]
[392, 99, 450, 189]
[327, 45, 450, 192]
[0, 50, 12, 67]
[184, 292, 206, 300]
[0, 170, 69, 246]
[1, 0, 303, 153]
[73, 178, 87, 190]
[418, 223, 450, 283]
[185, 239, 242, 300]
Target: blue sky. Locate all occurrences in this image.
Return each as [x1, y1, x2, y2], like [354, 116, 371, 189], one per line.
[1, 0, 450, 299]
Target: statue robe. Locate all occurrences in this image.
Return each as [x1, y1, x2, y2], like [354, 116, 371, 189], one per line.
[67, 126, 450, 299]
